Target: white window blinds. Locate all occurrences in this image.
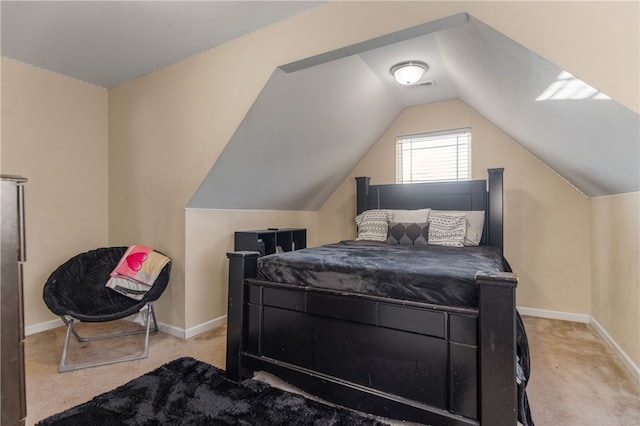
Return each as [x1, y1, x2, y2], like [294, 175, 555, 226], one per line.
[396, 128, 471, 183]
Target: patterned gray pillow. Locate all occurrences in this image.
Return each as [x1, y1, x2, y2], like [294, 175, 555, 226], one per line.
[386, 222, 429, 246]
[355, 210, 389, 242]
[428, 214, 466, 247]
[431, 210, 485, 246]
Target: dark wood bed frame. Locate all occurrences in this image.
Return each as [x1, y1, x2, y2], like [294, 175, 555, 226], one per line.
[226, 168, 518, 426]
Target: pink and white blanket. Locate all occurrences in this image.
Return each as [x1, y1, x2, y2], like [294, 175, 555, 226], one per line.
[106, 245, 170, 300]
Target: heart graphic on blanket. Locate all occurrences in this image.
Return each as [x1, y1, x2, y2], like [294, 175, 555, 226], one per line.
[126, 252, 148, 271]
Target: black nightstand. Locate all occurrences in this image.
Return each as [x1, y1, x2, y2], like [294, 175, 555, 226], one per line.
[234, 228, 306, 256]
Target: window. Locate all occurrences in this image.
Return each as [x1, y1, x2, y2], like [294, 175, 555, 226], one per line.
[396, 128, 471, 183]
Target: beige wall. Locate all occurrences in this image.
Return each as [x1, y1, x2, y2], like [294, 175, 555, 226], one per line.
[108, 0, 637, 333]
[1, 59, 109, 327]
[319, 100, 592, 313]
[185, 209, 319, 329]
[106, 20, 304, 327]
[590, 193, 640, 367]
[4, 1, 636, 336]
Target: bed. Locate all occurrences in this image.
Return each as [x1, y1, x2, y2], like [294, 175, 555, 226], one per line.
[226, 168, 532, 426]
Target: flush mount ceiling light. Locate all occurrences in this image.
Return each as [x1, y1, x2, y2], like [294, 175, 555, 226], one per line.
[390, 61, 429, 85]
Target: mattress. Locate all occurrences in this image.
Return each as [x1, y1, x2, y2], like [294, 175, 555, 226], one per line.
[256, 240, 506, 309]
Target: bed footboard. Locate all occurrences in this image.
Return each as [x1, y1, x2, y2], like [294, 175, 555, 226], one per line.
[226, 251, 258, 382]
[226, 252, 519, 425]
[477, 272, 518, 425]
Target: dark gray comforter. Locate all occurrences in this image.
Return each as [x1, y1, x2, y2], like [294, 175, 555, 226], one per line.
[257, 240, 506, 308]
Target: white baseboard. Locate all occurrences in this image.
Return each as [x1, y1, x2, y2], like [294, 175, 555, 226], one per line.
[25, 315, 228, 341]
[25, 318, 64, 336]
[589, 316, 640, 383]
[517, 306, 590, 323]
[156, 315, 227, 339]
[184, 315, 227, 339]
[518, 306, 639, 383]
[156, 322, 186, 339]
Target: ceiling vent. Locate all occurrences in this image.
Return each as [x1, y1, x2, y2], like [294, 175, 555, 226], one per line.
[404, 80, 436, 90]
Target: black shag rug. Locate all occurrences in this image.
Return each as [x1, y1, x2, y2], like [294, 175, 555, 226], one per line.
[37, 357, 388, 426]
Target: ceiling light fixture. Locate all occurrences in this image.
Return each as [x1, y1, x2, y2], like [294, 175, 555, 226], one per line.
[390, 61, 428, 85]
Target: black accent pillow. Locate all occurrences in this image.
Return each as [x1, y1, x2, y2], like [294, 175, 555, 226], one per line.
[386, 222, 429, 246]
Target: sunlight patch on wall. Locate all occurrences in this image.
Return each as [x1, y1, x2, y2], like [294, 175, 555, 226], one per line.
[536, 71, 611, 101]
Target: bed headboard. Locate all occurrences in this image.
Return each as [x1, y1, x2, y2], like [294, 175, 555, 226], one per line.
[355, 168, 504, 251]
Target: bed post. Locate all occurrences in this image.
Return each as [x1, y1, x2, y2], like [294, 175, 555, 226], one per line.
[487, 168, 504, 252]
[355, 176, 370, 215]
[226, 251, 258, 382]
[477, 271, 518, 425]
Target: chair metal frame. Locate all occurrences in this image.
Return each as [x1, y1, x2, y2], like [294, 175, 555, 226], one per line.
[58, 302, 158, 373]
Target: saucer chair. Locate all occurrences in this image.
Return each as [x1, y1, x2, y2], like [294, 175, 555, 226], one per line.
[43, 247, 171, 372]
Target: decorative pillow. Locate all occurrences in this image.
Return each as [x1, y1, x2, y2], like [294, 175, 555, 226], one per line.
[386, 222, 429, 246]
[428, 213, 467, 247]
[355, 209, 388, 226]
[431, 210, 485, 246]
[390, 208, 431, 223]
[355, 210, 389, 242]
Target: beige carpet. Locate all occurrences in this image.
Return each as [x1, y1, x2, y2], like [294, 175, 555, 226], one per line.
[25, 320, 227, 425]
[25, 316, 639, 425]
[523, 317, 639, 425]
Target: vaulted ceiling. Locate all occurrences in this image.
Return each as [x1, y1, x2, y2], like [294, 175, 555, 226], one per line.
[189, 13, 639, 208]
[1, 1, 325, 88]
[2, 2, 638, 208]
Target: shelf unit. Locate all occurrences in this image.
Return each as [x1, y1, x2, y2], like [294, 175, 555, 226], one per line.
[234, 228, 306, 256]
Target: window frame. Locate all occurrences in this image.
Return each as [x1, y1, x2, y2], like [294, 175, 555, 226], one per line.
[396, 128, 471, 184]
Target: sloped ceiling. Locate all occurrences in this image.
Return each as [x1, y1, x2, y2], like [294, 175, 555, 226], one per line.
[3, 2, 637, 205]
[1, 1, 325, 89]
[189, 13, 639, 209]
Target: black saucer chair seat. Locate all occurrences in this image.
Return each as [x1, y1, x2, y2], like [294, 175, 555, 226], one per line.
[43, 247, 171, 372]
